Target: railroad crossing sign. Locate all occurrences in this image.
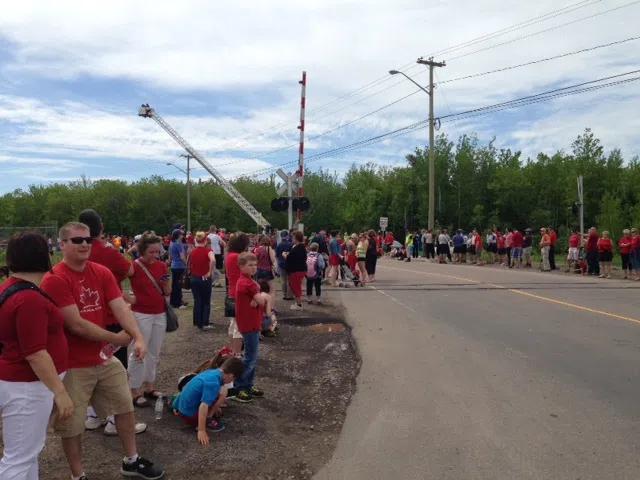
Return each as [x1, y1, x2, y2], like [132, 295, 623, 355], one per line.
[379, 217, 388, 230]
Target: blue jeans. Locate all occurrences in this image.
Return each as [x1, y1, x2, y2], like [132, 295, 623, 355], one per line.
[170, 268, 184, 308]
[191, 275, 212, 328]
[408, 246, 414, 257]
[235, 331, 259, 392]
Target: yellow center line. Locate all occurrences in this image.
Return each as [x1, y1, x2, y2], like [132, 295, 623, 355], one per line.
[378, 263, 640, 325]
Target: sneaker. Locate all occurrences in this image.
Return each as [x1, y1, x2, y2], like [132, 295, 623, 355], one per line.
[249, 387, 264, 398]
[232, 391, 253, 403]
[178, 305, 187, 310]
[307, 298, 313, 304]
[121, 456, 164, 479]
[226, 387, 238, 398]
[205, 418, 225, 432]
[104, 418, 147, 436]
[85, 412, 103, 430]
[290, 304, 303, 311]
[202, 325, 214, 331]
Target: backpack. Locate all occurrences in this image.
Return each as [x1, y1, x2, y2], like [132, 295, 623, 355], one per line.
[306, 254, 320, 279]
[0, 280, 57, 356]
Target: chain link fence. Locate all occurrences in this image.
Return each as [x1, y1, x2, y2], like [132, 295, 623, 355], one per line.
[0, 224, 59, 251]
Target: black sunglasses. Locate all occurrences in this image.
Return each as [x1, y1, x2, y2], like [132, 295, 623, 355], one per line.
[65, 236, 92, 245]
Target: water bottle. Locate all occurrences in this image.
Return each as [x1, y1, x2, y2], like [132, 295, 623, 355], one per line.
[154, 396, 164, 420]
[100, 343, 121, 361]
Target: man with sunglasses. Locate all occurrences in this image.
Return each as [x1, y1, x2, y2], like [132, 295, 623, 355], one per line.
[41, 222, 164, 480]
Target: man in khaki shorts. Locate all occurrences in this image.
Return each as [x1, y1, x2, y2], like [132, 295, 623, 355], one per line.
[42, 222, 164, 480]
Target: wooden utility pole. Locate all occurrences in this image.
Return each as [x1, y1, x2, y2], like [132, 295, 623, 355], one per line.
[417, 57, 445, 232]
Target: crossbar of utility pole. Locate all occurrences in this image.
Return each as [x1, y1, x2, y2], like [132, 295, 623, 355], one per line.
[417, 57, 445, 232]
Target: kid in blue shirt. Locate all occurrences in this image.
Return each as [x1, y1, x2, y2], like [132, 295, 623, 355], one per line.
[171, 357, 244, 445]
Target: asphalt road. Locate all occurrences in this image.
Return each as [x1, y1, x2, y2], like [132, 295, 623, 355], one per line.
[314, 259, 640, 480]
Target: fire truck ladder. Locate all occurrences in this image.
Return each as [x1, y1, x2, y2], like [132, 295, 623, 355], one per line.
[138, 104, 269, 228]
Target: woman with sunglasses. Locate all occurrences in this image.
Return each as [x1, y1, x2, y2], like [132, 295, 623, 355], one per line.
[0, 232, 73, 479]
[128, 232, 171, 407]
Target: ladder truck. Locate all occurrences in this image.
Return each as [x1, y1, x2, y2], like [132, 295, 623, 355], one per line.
[138, 104, 270, 228]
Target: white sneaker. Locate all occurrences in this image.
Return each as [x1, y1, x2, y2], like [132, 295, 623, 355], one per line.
[103, 418, 148, 436]
[290, 304, 303, 311]
[85, 412, 103, 430]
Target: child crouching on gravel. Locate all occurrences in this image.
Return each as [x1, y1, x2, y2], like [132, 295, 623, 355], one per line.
[170, 356, 244, 445]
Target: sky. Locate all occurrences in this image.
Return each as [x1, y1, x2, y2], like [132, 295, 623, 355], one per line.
[0, 0, 639, 194]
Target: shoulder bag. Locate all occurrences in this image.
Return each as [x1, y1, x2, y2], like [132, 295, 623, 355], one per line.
[135, 260, 179, 333]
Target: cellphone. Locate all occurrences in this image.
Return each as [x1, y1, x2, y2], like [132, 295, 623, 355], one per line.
[161, 274, 171, 281]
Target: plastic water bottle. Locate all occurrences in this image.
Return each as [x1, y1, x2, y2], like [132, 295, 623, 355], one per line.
[100, 343, 121, 361]
[154, 396, 164, 420]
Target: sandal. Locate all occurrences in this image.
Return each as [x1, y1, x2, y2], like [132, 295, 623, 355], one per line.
[143, 390, 163, 400]
[133, 395, 150, 408]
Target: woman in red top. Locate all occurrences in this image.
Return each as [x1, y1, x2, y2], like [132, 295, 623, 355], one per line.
[597, 230, 614, 279]
[128, 232, 171, 407]
[619, 229, 632, 279]
[224, 233, 250, 355]
[475, 231, 484, 266]
[255, 235, 277, 303]
[189, 231, 216, 333]
[0, 232, 73, 479]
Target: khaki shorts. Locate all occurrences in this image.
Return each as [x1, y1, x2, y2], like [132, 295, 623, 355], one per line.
[228, 318, 243, 340]
[52, 356, 133, 438]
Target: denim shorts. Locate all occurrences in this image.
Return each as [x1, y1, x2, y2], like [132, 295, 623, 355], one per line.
[256, 269, 274, 281]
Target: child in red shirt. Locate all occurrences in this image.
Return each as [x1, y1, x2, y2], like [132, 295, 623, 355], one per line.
[233, 253, 267, 403]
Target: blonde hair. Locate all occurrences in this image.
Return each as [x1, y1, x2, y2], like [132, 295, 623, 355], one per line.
[195, 231, 207, 244]
[59, 222, 89, 240]
[602, 230, 610, 237]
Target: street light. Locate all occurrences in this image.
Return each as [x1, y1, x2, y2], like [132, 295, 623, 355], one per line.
[389, 64, 442, 231]
[166, 156, 192, 233]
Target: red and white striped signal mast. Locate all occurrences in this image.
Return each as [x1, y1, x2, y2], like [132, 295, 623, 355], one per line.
[296, 71, 306, 229]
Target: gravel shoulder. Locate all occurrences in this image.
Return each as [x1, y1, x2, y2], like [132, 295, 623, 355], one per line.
[4, 288, 360, 480]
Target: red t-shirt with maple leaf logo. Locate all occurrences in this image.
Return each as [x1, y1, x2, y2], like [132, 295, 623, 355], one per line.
[41, 261, 122, 368]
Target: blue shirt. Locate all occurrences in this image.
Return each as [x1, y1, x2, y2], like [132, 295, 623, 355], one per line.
[329, 238, 342, 256]
[173, 369, 223, 418]
[276, 240, 293, 268]
[453, 234, 464, 248]
[170, 241, 186, 269]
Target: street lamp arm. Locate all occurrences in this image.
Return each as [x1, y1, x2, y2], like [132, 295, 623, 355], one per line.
[389, 70, 430, 96]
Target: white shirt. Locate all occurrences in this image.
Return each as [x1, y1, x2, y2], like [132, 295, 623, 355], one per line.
[438, 234, 447, 244]
[208, 233, 223, 255]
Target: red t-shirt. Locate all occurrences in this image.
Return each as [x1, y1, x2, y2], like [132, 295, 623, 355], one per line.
[586, 233, 599, 252]
[190, 246, 212, 277]
[0, 278, 69, 382]
[512, 231, 524, 248]
[234, 274, 261, 334]
[549, 231, 558, 246]
[41, 261, 122, 369]
[598, 238, 613, 253]
[631, 236, 640, 250]
[385, 235, 394, 245]
[497, 235, 505, 249]
[569, 234, 580, 248]
[225, 252, 241, 299]
[130, 260, 168, 315]
[89, 239, 131, 326]
[187, 235, 195, 246]
[619, 237, 632, 255]
[475, 235, 483, 249]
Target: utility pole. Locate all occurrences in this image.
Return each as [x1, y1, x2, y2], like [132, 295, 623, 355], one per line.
[297, 71, 306, 231]
[179, 154, 194, 233]
[417, 57, 445, 232]
[577, 175, 584, 236]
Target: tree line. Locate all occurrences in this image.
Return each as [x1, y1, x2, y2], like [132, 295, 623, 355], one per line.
[0, 128, 638, 243]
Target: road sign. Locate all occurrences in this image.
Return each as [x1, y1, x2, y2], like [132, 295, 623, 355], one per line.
[379, 217, 388, 230]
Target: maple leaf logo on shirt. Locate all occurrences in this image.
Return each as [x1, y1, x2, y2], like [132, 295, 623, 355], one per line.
[79, 286, 100, 308]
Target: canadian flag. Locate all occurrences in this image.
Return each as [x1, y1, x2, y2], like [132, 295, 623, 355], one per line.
[79, 287, 100, 308]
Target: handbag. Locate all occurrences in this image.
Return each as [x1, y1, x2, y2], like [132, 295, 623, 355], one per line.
[136, 260, 179, 333]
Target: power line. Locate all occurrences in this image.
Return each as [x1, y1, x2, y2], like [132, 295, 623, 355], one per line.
[247, 71, 640, 176]
[448, 0, 640, 61]
[439, 36, 640, 85]
[197, 0, 604, 158]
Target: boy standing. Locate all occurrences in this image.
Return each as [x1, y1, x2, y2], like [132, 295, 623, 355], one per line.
[171, 357, 244, 445]
[233, 253, 267, 403]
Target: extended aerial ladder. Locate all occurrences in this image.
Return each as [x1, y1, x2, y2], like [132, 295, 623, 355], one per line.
[138, 104, 269, 228]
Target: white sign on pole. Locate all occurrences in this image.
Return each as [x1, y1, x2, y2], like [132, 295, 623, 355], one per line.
[379, 217, 388, 230]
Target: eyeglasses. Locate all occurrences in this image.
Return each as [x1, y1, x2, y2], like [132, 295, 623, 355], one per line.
[64, 237, 92, 245]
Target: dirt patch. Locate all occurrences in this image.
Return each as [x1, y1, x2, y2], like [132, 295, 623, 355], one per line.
[309, 324, 346, 333]
[6, 293, 359, 480]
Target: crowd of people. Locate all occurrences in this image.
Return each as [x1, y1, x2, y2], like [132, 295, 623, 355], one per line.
[381, 225, 640, 279]
[0, 209, 391, 479]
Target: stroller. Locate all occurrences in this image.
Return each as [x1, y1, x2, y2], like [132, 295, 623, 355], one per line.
[338, 257, 361, 288]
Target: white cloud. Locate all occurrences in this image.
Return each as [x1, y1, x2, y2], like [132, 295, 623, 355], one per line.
[0, 0, 639, 194]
